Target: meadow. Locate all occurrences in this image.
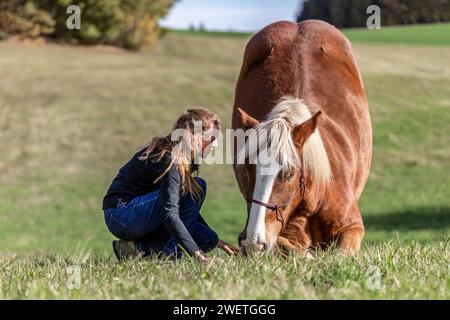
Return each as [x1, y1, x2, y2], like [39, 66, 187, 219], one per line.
[174, 22, 450, 45]
[0, 24, 449, 299]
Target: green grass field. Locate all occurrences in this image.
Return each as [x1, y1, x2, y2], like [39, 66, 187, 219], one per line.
[173, 22, 450, 46]
[344, 23, 450, 46]
[0, 24, 449, 299]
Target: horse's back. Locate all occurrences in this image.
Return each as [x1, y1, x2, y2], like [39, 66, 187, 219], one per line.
[233, 19, 372, 196]
[235, 19, 367, 123]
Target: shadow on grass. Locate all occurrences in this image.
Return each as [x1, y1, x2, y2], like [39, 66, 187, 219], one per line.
[364, 206, 450, 231]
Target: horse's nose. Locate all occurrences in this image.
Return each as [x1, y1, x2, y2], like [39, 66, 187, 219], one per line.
[239, 239, 267, 255]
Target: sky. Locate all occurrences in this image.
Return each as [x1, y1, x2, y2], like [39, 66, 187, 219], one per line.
[160, 0, 302, 32]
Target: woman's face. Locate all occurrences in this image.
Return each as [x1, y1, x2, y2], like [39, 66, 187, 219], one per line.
[200, 123, 219, 157]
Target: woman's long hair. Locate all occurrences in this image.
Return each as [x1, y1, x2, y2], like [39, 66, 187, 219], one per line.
[139, 108, 221, 201]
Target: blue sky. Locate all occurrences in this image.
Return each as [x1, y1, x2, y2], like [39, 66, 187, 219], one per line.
[161, 0, 302, 32]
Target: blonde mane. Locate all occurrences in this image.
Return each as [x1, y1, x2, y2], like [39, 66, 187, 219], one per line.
[253, 96, 332, 186]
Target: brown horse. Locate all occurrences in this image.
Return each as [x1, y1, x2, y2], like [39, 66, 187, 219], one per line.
[232, 20, 372, 255]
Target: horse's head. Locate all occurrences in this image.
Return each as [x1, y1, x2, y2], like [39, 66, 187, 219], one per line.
[233, 98, 330, 254]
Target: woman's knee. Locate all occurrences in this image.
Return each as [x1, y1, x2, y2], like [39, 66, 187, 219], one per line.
[194, 177, 207, 197]
[198, 227, 219, 253]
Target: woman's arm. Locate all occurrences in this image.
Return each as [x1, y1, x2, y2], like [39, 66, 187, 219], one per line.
[160, 165, 201, 257]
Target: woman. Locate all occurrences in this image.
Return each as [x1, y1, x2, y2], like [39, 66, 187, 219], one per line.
[103, 108, 238, 263]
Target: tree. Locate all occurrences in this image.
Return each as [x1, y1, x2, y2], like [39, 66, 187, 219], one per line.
[0, 0, 54, 40]
[296, 0, 450, 27]
[0, 0, 176, 49]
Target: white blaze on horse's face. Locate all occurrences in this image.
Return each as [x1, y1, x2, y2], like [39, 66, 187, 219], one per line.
[243, 161, 281, 250]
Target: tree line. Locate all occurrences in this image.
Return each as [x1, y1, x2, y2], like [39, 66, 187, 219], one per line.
[0, 0, 175, 50]
[296, 0, 450, 28]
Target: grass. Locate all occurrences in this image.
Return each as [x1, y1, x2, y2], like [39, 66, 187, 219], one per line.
[173, 22, 450, 46]
[344, 23, 450, 46]
[0, 26, 449, 299]
[169, 29, 252, 39]
[1, 240, 448, 299]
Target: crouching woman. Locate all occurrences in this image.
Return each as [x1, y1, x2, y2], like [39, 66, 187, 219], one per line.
[102, 108, 237, 263]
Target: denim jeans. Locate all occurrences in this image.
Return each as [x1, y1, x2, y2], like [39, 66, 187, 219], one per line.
[104, 177, 218, 257]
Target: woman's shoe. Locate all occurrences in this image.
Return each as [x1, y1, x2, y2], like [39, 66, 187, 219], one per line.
[112, 240, 140, 261]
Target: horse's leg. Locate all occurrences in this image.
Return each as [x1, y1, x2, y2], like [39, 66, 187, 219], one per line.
[277, 213, 311, 256]
[335, 204, 364, 254]
[315, 203, 364, 254]
[335, 224, 364, 254]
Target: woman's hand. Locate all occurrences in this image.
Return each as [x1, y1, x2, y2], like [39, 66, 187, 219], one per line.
[218, 239, 239, 256]
[194, 250, 210, 263]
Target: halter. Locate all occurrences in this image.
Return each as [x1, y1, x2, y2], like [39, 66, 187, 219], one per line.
[246, 166, 306, 229]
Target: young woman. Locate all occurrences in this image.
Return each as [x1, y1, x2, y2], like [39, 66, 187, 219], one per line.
[103, 108, 238, 263]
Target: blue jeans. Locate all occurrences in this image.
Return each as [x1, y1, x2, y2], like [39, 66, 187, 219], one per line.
[104, 177, 218, 257]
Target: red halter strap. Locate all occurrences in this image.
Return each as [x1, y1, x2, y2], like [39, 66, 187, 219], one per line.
[246, 167, 306, 228]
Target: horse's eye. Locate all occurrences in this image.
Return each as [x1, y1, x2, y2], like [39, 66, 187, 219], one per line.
[280, 172, 294, 181]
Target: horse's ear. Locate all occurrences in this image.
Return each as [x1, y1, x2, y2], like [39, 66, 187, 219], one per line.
[236, 107, 259, 129]
[292, 111, 322, 149]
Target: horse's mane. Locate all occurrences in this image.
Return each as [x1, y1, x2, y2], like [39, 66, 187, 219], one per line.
[253, 96, 332, 186]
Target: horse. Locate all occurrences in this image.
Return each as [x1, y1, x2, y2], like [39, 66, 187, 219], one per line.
[232, 20, 372, 255]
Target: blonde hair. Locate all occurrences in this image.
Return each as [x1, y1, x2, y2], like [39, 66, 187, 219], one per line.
[140, 107, 221, 200]
[244, 96, 332, 186]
